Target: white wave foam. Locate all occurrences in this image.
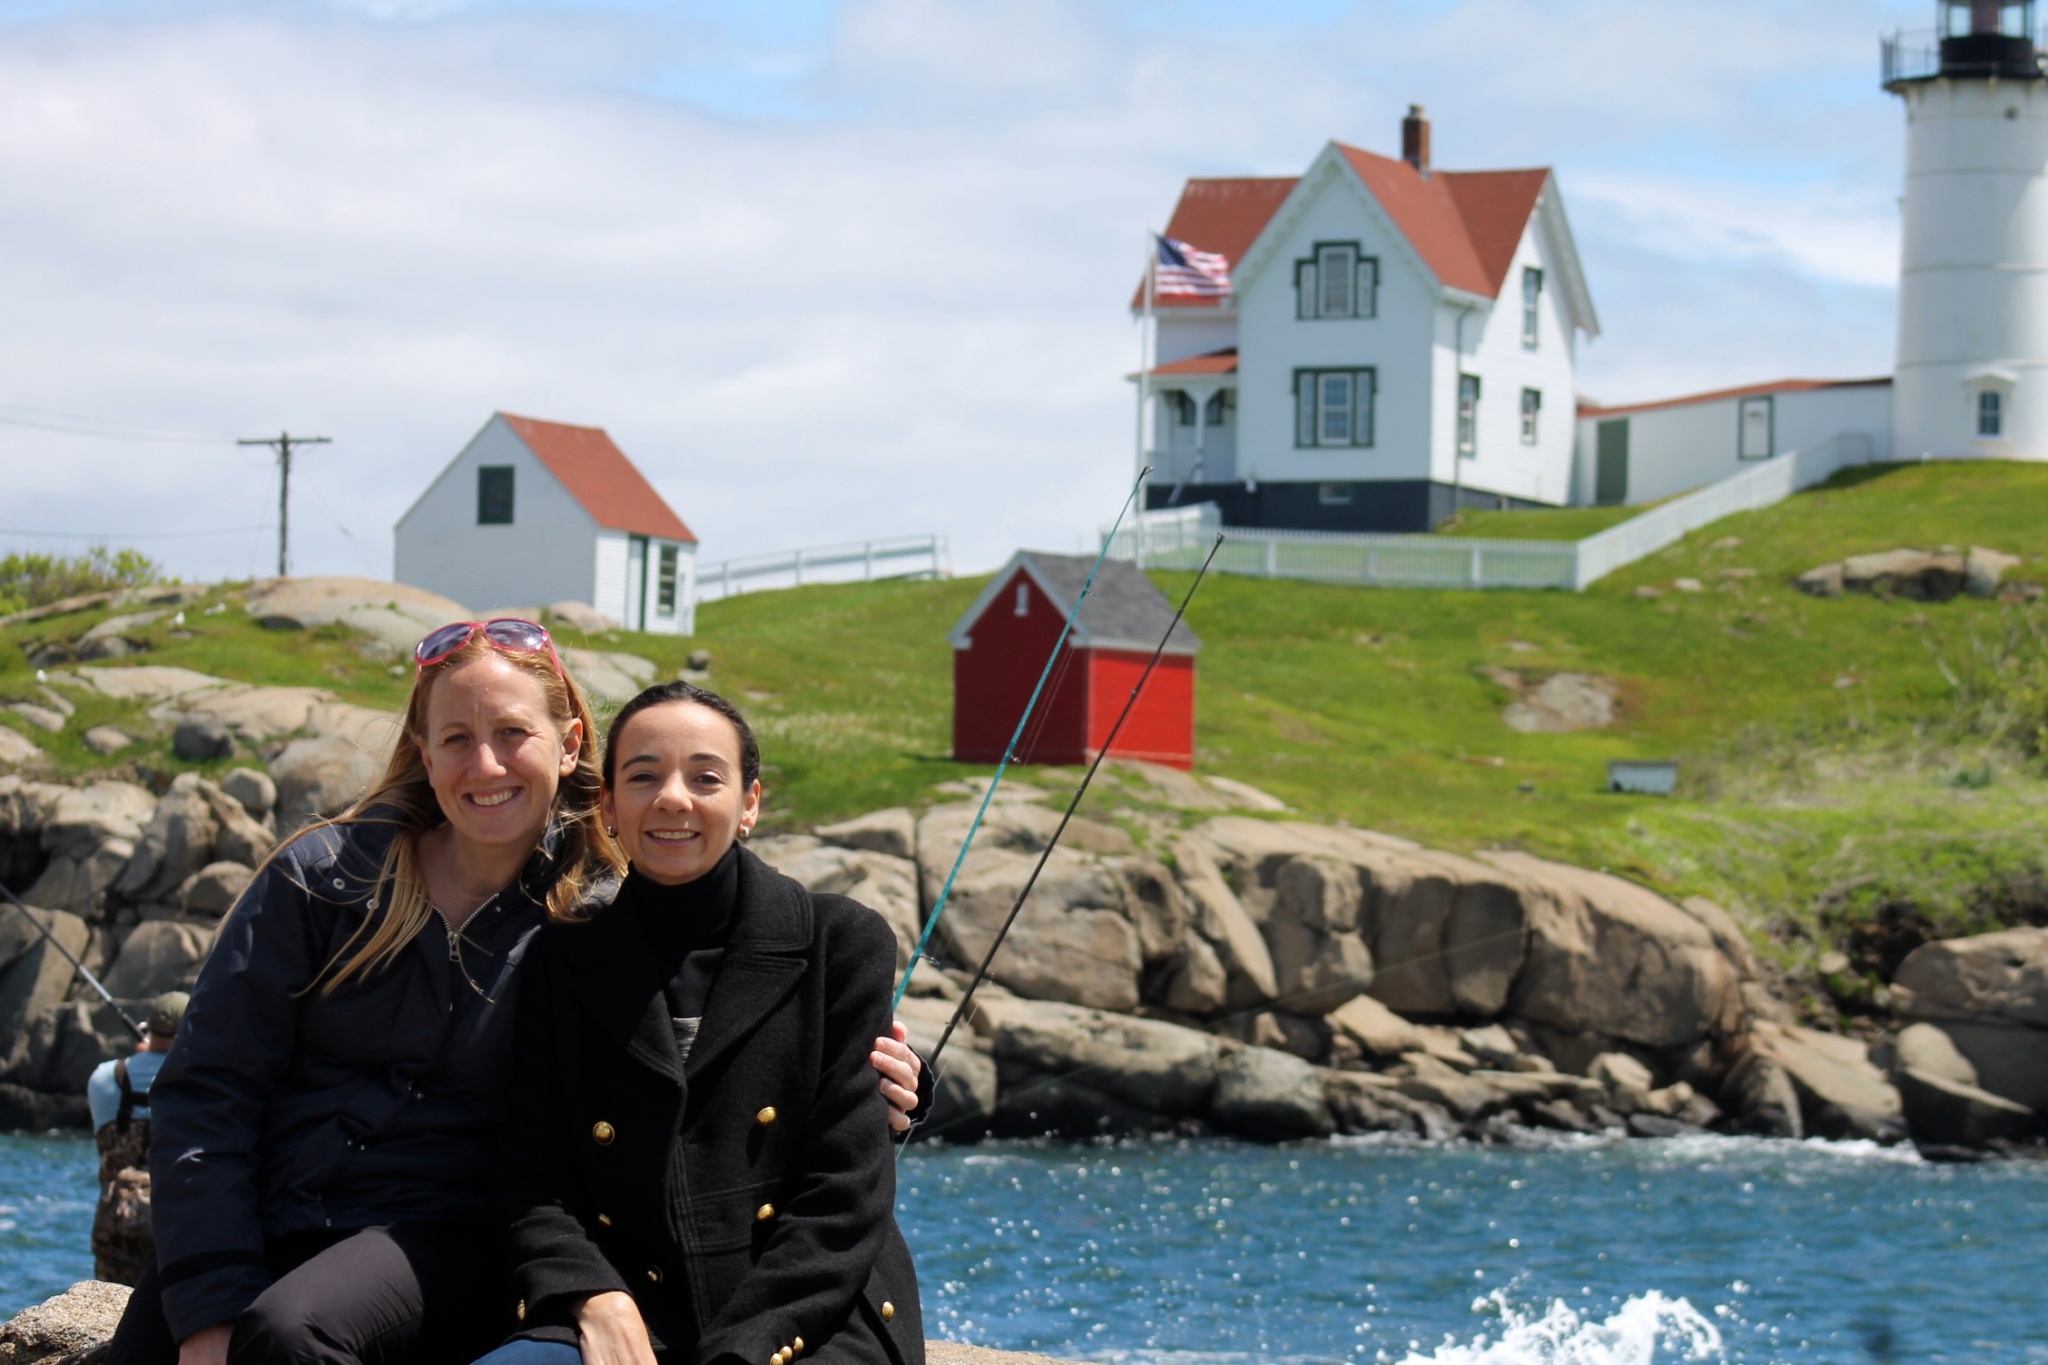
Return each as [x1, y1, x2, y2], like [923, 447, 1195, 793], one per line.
[1389, 1290, 1723, 1364]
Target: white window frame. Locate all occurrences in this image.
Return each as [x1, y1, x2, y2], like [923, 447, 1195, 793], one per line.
[1457, 374, 1481, 456]
[1521, 267, 1543, 349]
[1014, 581, 1031, 616]
[1520, 388, 1541, 445]
[1295, 243, 1378, 319]
[1293, 368, 1377, 447]
[656, 543, 679, 615]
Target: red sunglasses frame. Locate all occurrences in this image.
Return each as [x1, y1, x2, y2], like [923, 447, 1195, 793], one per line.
[413, 618, 565, 677]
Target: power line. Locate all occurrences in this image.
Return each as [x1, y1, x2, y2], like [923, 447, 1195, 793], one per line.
[0, 402, 229, 445]
[0, 522, 273, 541]
[236, 430, 332, 577]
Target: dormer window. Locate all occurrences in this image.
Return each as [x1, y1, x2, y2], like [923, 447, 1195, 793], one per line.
[1295, 243, 1378, 319]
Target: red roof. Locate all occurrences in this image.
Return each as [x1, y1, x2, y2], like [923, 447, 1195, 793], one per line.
[1135, 148, 1550, 308]
[500, 413, 697, 543]
[1139, 177, 1298, 310]
[1578, 377, 1892, 420]
[1144, 348, 1239, 377]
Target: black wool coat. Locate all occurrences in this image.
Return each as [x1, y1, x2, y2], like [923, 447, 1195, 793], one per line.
[496, 848, 924, 1365]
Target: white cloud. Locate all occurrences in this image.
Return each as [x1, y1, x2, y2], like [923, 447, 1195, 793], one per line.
[0, 0, 1919, 583]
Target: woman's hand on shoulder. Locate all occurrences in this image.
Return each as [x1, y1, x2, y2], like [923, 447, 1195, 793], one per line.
[873, 1021, 923, 1133]
[574, 1291, 658, 1365]
[177, 1323, 232, 1365]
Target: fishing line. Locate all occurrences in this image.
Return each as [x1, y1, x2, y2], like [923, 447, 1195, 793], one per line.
[922, 532, 1225, 1076]
[0, 881, 146, 1039]
[891, 468, 1152, 1011]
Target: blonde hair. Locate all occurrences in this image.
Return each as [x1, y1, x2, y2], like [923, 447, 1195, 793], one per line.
[289, 633, 621, 994]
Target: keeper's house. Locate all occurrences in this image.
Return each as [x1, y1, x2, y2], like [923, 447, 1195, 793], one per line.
[395, 412, 699, 634]
[950, 552, 1200, 770]
[1137, 106, 1600, 532]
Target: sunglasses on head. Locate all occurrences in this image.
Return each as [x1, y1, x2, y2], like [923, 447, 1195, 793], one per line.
[414, 618, 564, 674]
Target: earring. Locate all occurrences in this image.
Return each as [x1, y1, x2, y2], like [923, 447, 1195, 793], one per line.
[605, 826, 616, 837]
[739, 824, 752, 840]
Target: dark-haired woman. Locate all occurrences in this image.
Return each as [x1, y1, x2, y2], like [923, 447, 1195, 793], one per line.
[105, 623, 924, 1365]
[480, 682, 922, 1365]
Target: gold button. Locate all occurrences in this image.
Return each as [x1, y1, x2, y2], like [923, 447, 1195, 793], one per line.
[774, 1351, 789, 1365]
[591, 1121, 615, 1145]
[646, 1265, 662, 1284]
[516, 1300, 526, 1322]
[792, 1339, 805, 1354]
[881, 1301, 895, 1321]
[756, 1106, 778, 1126]
[755, 1203, 776, 1221]
[597, 1214, 613, 1227]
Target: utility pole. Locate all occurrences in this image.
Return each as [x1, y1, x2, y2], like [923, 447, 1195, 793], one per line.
[237, 430, 331, 577]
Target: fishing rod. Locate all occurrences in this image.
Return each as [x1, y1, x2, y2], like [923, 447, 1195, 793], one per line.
[892, 466, 1153, 1010]
[0, 881, 147, 1039]
[923, 531, 1226, 1074]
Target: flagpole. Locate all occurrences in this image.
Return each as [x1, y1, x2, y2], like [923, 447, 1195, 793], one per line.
[1135, 231, 1157, 565]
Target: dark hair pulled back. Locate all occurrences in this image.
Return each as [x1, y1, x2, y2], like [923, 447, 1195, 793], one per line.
[602, 680, 762, 791]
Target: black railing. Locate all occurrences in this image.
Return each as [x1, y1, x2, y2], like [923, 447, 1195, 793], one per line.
[1884, 27, 2046, 84]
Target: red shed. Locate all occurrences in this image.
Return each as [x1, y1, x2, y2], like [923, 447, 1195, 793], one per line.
[950, 551, 1201, 770]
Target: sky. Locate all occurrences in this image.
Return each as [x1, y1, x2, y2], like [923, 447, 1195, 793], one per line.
[0, 0, 1930, 583]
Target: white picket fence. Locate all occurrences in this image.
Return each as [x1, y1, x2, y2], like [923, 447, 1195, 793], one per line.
[1105, 432, 1878, 592]
[696, 534, 950, 601]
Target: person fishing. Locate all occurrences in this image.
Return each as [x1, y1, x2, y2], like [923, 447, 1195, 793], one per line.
[478, 681, 922, 1365]
[103, 618, 925, 1365]
[87, 991, 189, 1286]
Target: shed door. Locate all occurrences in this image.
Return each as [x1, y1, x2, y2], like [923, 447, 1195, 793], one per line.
[626, 535, 648, 631]
[1738, 396, 1773, 460]
[1595, 419, 1629, 505]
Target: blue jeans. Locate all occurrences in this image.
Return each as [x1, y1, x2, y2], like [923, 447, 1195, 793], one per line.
[474, 1342, 584, 1365]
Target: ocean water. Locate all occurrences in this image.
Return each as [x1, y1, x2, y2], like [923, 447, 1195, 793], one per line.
[5, 1132, 2045, 1363]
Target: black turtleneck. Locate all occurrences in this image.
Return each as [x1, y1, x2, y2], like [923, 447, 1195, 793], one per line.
[616, 843, 741, 1063]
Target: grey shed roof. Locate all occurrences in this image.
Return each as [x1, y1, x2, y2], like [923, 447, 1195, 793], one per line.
[948, 551, 1201, 655]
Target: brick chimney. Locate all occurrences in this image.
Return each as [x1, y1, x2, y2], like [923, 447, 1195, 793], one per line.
[1402, 104, 1431, 174]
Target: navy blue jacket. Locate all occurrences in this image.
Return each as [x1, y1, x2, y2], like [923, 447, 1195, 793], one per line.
[147, 813, 563, 1341]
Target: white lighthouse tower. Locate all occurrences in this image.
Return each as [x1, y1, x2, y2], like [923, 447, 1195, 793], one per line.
[1887, 1, 2048, 460]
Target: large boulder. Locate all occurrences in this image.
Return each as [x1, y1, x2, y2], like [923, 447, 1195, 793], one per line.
[1893, 1021, 2038, 1148]
[1745, 1020, 1903, 1142]
[39, 784, 156, 863]
[1207, 1046, 1334, 1140]
[1893, 927, 2048, 1027]
[219, 769, 277, 822]
[988, 999, 1220, 1116]
[1841, 549, 1966, 601]
[815, 808, 915, 862]
[1259, 855, 1374, 1015]
[932, 848, 1141, 1012]
[270, 737, 379, 832]
[1483, 852, 1743, 1050]
[242, 576, 467, 633]
[102, 921, 213, 999]
[0, 908, 89, 1079]
[1167, 837, 1278, 1006]
[1718, 1051, 1802, 1138]
[23, 839, 132, 919]
[0, 1279, 132, 1364]
[113, 777, 221, 902]
[23, 1000, 135, 1095]
[178, 862, 257, 917]
[757, 841, 921, 972]
[1354, 848, 1529, 1017]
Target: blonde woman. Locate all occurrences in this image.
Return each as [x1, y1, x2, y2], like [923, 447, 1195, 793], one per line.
[104, 621, 924, 1365]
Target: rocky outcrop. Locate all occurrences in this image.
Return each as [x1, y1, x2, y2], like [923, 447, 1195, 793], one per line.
[1885, 928, 2048, 1152]
[0, 1280, 131, 1365]
[1795, 546, 2037, 603]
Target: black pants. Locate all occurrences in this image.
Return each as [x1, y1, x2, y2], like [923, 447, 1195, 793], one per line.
[105, 1223, 507, 1365]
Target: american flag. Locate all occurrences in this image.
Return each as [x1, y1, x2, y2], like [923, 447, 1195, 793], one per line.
[1151, 235, 1232, 300]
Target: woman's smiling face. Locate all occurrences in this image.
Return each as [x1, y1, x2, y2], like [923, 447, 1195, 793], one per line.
[417, 654, 582, 852]
[603, 700, 761, 885]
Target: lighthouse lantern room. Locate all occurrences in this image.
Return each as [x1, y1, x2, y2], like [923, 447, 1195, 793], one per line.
[1886, 1, 2048, 461]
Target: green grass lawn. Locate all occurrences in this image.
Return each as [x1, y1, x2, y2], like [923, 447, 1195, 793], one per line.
[1433, 502, 1650, 540]
[6, 460, 2048, 984]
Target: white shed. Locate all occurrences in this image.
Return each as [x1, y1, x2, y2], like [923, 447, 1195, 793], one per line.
[395, 412, 699, 634]
[1573, 379, 1892, 507]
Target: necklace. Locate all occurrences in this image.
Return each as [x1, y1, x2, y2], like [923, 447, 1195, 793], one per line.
[432, 897, 502, 1003]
